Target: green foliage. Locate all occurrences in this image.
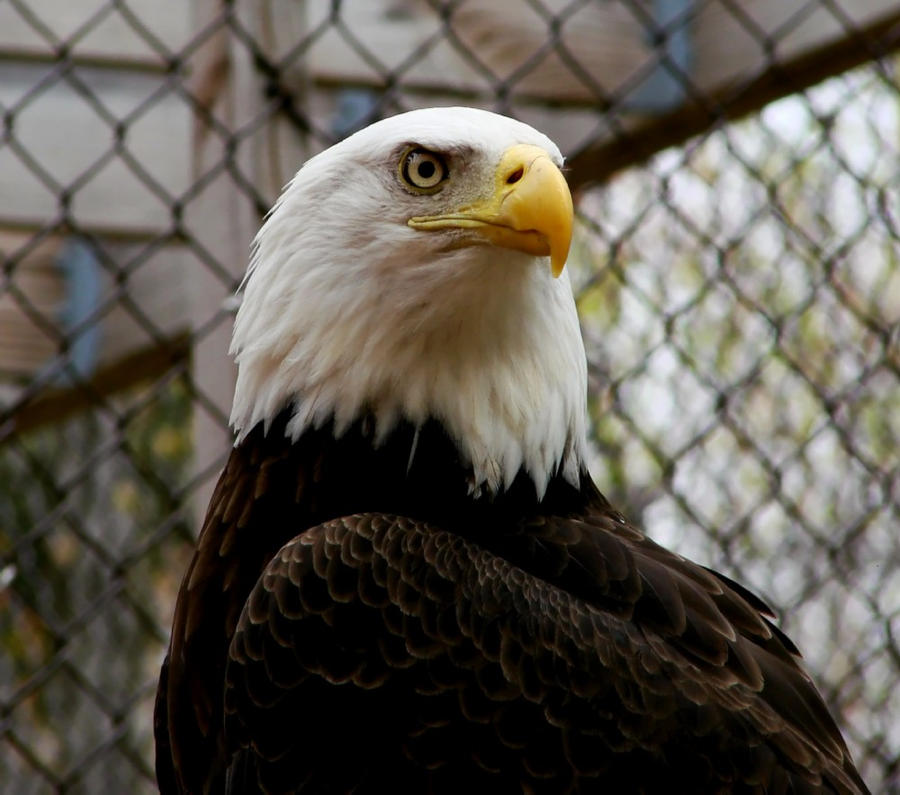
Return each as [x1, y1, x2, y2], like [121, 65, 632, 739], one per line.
[0, 376, 193, 790]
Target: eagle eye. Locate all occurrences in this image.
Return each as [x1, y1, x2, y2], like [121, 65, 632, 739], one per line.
[399, 147, 448, 193]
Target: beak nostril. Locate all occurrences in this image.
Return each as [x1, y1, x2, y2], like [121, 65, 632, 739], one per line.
[506, 167, 524, 185]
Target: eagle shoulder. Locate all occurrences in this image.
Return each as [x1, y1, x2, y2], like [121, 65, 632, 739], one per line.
[222, 509, 867, 794]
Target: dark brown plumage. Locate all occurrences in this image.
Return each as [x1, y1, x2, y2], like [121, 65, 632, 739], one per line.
[155, 107, 867, 794]
[155, 412, 867, 794]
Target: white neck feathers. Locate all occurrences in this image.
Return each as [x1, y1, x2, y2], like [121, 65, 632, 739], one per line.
[229, 109, 589, 498]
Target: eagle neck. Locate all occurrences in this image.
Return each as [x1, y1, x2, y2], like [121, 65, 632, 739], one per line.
[241, 409, 597, 532]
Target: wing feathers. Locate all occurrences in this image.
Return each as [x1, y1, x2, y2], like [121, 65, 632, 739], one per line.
[221, 511, 866, 794]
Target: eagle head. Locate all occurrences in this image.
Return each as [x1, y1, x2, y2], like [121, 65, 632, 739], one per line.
[229, 107, 588, 498]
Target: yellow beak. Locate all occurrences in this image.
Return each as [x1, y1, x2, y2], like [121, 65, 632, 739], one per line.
[408, 144, 574, 277]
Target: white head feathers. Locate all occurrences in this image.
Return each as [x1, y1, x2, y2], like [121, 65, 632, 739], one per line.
[229, 107, 588, 498]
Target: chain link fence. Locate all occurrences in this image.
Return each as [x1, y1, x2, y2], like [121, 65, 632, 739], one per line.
[1, 1, 898, 792]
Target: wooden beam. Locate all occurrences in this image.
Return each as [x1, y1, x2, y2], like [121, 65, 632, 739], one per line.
[0, 218, 178, 244]
[0, 0, 189, 67]
[0, 45, 172, 74]
[566, 8, 900, 190]
[1, 333, 190, 440]
[1, 230, 196, 384]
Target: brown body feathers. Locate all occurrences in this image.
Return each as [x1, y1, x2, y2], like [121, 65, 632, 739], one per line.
[155, 415, 867, 794]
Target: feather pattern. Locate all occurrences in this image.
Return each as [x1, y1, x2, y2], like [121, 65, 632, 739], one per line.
[155, 415, 867, 794]
[155, 108, 867, 795]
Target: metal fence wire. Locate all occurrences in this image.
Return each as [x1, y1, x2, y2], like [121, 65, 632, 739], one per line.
[1, 1, 899, 792]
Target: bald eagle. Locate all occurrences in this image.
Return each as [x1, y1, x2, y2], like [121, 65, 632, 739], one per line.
[155, 107, 867, 794]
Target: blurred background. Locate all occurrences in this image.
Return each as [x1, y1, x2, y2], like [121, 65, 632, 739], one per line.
[1, 1, 898, 792]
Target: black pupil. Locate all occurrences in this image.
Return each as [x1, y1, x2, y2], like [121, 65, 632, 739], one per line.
[417, 159, 436, 180]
